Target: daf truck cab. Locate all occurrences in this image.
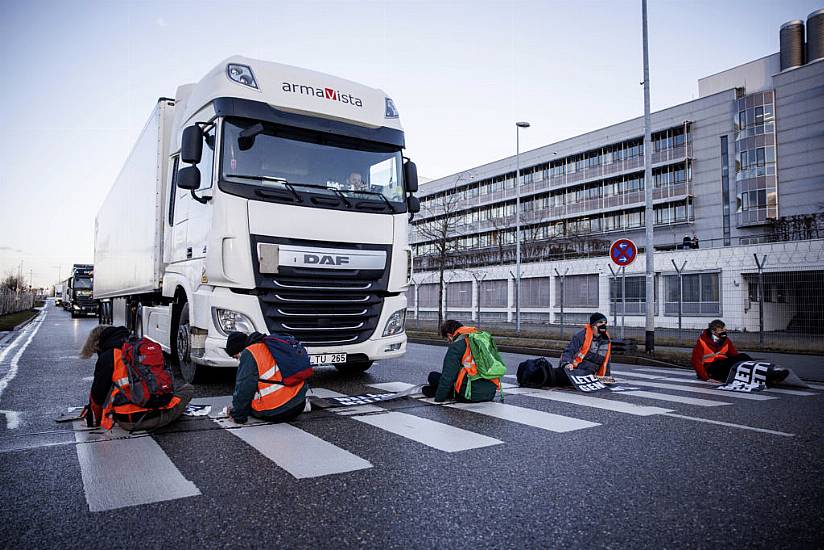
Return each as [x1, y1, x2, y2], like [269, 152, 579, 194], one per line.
[94, 57, 419, 381]
[67, 264, 96, 318]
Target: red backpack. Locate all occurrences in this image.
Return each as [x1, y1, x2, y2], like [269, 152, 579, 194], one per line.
[118, 337, 175, 408]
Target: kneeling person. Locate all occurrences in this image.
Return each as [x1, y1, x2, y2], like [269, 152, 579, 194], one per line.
[422, 320, 500, 403]
[225, 331, 308, 424]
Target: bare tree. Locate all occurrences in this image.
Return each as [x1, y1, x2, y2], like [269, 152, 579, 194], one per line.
[1, 270, 26, 292]
[414, 189, 464, 328]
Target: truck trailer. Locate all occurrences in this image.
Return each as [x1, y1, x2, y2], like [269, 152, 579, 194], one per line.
[94, 57, 419, 381]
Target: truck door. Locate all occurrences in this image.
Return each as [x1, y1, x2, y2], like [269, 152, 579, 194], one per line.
[169, 155, 190, 263]
[187, 127, 215, 260]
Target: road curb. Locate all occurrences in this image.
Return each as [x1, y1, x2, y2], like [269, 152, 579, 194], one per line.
[12, 311, 39, 332]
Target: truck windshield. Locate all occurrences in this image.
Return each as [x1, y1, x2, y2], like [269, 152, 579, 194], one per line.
[74, 277, 93, 289]
[221, 119, 405, 211]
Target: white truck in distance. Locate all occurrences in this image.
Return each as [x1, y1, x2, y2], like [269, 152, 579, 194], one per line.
[94, 57, 419, 380]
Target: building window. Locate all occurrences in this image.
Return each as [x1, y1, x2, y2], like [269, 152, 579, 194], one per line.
[664, 272, 721, 316]
[521, 277, 551, 307]
[609, 275, 659, 315]
[480, 280, 508, 307]
[446, 281, 472, 308]
[418, 283, 440, 307]
[554, 274, 599, 308]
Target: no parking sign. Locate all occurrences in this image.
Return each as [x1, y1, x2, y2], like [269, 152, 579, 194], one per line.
[610, 239, 637, 267]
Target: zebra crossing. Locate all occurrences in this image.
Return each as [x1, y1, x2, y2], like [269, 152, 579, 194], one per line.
[70, 366, 820, 512]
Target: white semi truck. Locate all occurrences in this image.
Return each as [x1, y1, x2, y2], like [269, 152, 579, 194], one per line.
[94, 57, 419, 380]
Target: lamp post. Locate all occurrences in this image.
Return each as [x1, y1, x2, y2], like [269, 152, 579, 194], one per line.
[515, 121, 530, 335]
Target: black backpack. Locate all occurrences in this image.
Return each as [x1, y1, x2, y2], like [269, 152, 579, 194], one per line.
[517, 357, 554, 388]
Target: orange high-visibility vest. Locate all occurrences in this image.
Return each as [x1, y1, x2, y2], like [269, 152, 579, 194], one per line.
[101, 348, 180, 430]
[246, 342, 305, 412]
[569, 324, 611, 377]
[452, 326, 501, 396]
[697, 336, 731, 365]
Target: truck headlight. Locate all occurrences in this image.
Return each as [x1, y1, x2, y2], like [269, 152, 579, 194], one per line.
[382, 309, 406, 337]
[213, 308, 256, 335]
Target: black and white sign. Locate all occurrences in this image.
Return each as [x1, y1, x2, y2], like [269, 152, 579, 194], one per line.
[718, 361, 769, 392]
[310, 385, 422, 409]
[566, 372, 609, 392]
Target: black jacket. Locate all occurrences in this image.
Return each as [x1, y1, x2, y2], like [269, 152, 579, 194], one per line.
[89, 326, 130, 406]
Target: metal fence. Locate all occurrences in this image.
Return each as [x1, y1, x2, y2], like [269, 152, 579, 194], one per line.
[407, 241, 824, 354]
[0, 289, 36, 317]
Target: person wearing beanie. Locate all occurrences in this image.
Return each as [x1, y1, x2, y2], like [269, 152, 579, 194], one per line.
[224, 331, 308, 424]
[559, 312, 612, 378]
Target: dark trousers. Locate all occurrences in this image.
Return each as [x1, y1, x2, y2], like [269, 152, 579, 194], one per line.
[251, 400, 305, 423]
[421, 371, 441, 397]
[116, 384, 194, 432]
[706, 354, 752, 381]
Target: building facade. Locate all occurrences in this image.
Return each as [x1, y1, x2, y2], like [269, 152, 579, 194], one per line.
[409, 17, 824, 341]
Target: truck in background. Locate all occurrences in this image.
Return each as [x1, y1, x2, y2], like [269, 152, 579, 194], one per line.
[65, 264, 97, 318]
[94, 56, 419, 382]
[54, 283, 63, 306]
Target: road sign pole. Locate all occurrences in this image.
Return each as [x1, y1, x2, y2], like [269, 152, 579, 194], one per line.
[621, 266, 626, 339]
[608, 264, 618, 330]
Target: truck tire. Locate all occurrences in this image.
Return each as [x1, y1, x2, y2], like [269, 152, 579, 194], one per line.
[174, 305, 197, 384]
[334, 360, 374, 374]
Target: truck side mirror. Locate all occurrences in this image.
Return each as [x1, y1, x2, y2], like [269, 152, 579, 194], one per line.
[177, 166, 201, 190]
[407, 195, 420, 214]
[404, 160, 419, 193]
[181, 126, 203, 164]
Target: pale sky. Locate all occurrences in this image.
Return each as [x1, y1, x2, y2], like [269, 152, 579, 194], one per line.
[1, 0, 820, 288]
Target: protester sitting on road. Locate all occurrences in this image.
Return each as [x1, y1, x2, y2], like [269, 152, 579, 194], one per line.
[421, 320, 500, 403]
[80, 325, 192, 430]
[690, 319, 755, 382]
[224, 331, 308, 424]
[560, 313, 612, 380]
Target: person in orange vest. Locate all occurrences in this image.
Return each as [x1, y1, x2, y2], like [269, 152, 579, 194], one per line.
[421, 320, 499, 402]
[560, 313, 612, 380]
[223, 331, 308, 424]
[691, 319, 753, 381]
[79, 325, 192, 430]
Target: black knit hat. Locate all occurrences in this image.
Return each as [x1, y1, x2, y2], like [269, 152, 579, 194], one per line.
[225, 332, 249, 357]
[589, 312, 608, 325]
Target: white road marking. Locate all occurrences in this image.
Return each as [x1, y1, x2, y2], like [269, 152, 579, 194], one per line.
[613, 379, 777, 400]
[355, 412, 502, 452]
[618, 390, 732, 407]
[0, 311, 45, 401]
[221, 421, 373, 479]
[430, 399, 600, 433]
[0, 410, 21, 429]
[318, 388, 500, 451]
[615, 370, 817, 396]
[807, 383, 824, 390]
[634, 367, 694, 376]
[367, 382, 419, 392]
[505, 387, 672, 416]
[74, 427, 200, 512]
[662, 413, 794, 437]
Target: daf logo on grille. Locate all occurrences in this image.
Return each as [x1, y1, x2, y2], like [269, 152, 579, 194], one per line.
[304, 254, 350, 266]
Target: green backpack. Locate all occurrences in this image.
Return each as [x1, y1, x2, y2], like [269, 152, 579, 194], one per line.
[462, 331, 508, 401]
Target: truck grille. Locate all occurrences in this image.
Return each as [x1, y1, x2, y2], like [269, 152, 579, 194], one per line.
[251, 236, 391, 346]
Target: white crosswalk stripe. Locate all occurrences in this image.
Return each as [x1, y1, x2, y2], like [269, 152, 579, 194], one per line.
[616, 390, 732, 407]
[612, 379, 777, 400]
[220, 421, 373, 478]
[614, 370, 818, 396]
[504, 387, 672, 416]
[313, 388, 503, 452]
[74, 426, 200, 512]
[428, 399, 600, 433]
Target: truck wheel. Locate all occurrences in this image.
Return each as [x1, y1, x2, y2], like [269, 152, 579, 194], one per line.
[174, 305, 197, 384]
[334, 360, 374, 374]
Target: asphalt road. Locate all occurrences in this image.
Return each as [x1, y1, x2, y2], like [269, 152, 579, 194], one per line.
[1, 301, 822, 549]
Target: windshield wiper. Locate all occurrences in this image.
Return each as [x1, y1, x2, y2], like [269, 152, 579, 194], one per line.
[342, 189, 397, 213]
[225, 174, 302, 203]
[284, 182, 353, 208]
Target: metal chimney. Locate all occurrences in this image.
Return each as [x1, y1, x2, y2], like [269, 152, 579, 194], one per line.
[807, 8, 824, 63]
[780, 19, 805, 70]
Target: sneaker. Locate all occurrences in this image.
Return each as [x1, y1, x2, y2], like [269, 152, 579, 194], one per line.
[421, 385, 436, 398]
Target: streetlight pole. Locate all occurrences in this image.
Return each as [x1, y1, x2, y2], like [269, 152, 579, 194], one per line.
[641, 0, 655, 353]
[515, 121, 530, 335]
